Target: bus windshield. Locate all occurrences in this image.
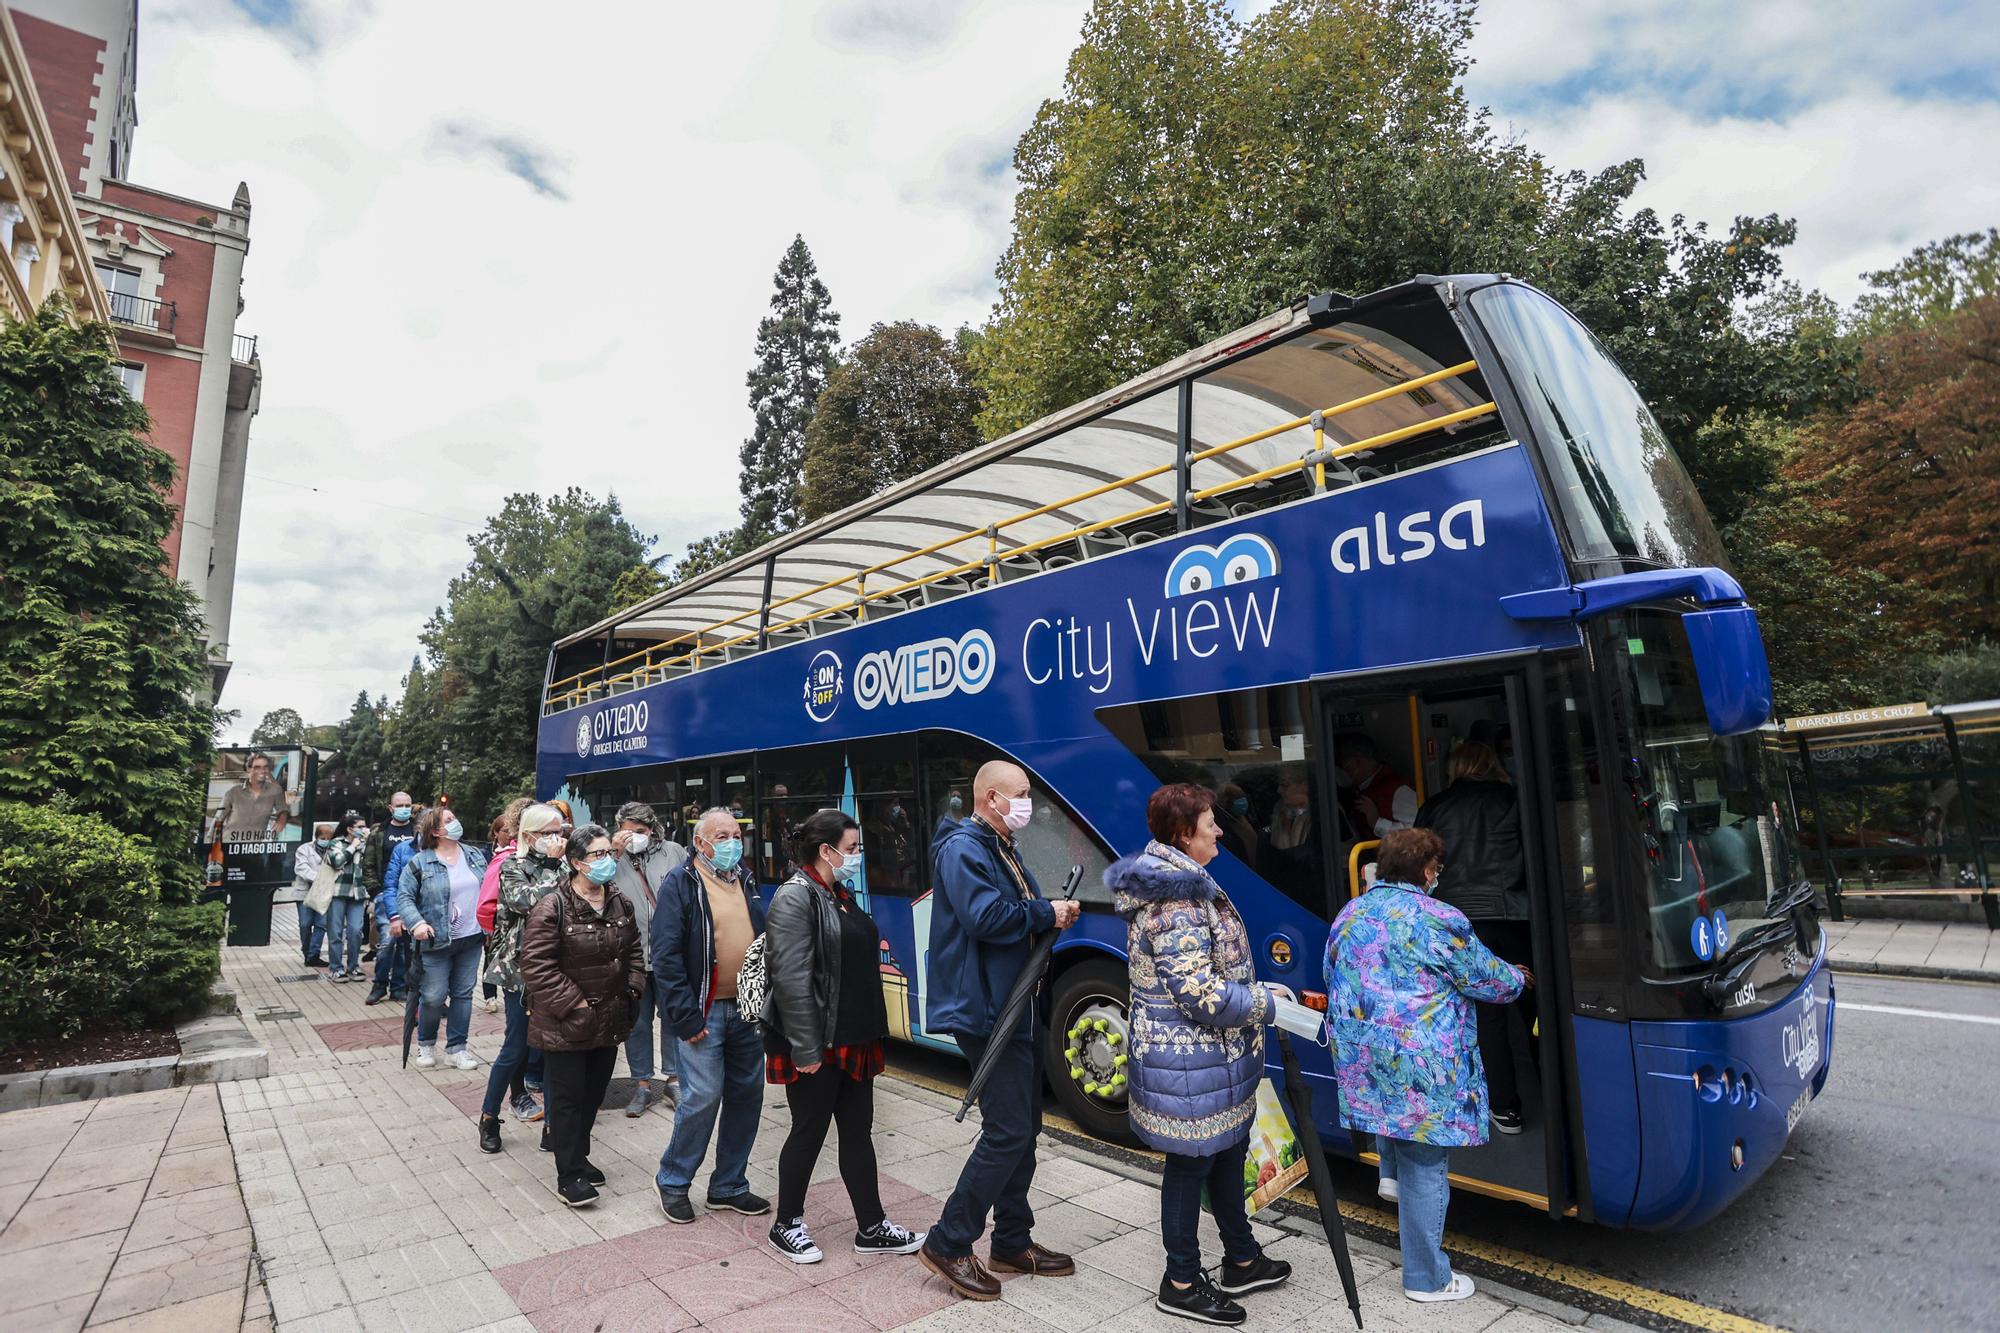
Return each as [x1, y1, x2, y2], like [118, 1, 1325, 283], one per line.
[1469, 282, 1728, 570]
[1604, 611, 1799, 979]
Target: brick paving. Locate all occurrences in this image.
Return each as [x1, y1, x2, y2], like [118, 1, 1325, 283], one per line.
[1, 912, 1585, 1332]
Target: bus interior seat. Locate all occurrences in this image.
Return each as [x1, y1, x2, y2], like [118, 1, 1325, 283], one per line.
[920, 575, 971, 605]
[1076, 530, 1129, 561]
[808, 611, 855, 638]
[995, 553, 1042, 583]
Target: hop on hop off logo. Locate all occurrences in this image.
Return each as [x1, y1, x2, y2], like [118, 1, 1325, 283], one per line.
[804, 649, 845, 722]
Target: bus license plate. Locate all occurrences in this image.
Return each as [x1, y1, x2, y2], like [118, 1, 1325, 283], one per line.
[1786, 1087, 1811, 1133]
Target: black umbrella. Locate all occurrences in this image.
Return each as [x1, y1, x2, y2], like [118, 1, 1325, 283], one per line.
[954, 864, 1081, 1122]
[399, 937, 425, 1068]
[1275, 1027, 1364, 1329]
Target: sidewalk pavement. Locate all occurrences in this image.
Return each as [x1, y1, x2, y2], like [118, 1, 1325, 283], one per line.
[1824, 917, 2000, 982]
[3, 915, 1603, 1333]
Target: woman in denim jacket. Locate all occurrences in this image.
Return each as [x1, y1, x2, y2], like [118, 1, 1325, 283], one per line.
[396, 807, 490, 1071]
[1326, 826, 1528, 1304]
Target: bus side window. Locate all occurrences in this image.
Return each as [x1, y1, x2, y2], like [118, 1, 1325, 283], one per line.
[918, 731, 1114, 907]
[1545, 662, 1627, 1018]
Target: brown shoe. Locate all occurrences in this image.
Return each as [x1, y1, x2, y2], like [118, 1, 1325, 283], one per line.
[920, 1242, 1002, 1301]
[988, 1242, 1075, 1277]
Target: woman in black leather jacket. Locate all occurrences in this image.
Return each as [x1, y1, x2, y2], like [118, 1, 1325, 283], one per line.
[762, 808, 927, 1265]
[1414, 742, 1535, 1133]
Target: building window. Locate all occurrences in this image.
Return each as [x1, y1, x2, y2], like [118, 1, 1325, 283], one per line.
[117, 362, 145, 400]
[94, 264, 142, 322]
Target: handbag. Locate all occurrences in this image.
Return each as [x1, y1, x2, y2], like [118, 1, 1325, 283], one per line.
[303, 858, 339, 916]
[735, 933, 771, 1025]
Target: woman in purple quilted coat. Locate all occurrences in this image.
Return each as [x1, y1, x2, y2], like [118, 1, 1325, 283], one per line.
[1108, 784, 1292, 1326]
[1326, 826, 1528, 1304]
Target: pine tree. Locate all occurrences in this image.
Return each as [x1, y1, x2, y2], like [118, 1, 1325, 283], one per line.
[738, 235, 840, 541]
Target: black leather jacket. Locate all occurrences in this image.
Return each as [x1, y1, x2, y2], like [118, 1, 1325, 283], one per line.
[764, 870, 844, 1065]
[1414, 779, 1527, 921]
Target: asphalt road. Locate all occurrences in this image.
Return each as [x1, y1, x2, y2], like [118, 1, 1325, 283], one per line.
[889, 972, 2000, 1333]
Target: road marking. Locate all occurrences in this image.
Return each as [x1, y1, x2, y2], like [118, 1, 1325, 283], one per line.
[1842, 1001, 2000, 1026]
[883, 1064, 1789, 1333]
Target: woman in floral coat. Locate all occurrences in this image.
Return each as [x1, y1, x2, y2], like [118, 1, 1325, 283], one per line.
[1326, 826, 1528, 1304]
[1108, 784, 1291, 1327]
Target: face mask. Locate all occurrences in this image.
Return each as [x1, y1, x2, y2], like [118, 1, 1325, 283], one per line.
[443, 819, 463, 841]
[392, 807, 412, 822]
[1003, 797, 1033, 832]
[832, 851, 863, 884]
[948, 796, 962, 814]
[583, 855, 618, 885]
[534, 833, 565, 857]
[315, 838, 332, 849]
[1230, 797, 1249, 817]
[704, 838, 743, 874]
[627, 832, 651, 855]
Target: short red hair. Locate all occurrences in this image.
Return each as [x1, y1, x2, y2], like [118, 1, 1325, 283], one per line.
[1146, 783, 1215, 848]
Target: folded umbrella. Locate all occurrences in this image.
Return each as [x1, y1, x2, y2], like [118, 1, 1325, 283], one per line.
[400, 938, 425, 1068]
[1275, 1027, 1363, 1329]
[955, 864, 1081, 1122]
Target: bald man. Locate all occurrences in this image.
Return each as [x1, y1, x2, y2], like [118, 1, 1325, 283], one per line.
[919, 761, 1082, 1301]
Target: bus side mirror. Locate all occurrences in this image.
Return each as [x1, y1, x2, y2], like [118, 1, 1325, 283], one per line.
[1682, 606, 1773, 737]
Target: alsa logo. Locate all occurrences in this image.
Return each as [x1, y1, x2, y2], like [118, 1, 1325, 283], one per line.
[1330, 500, 1485, 573]
[855, 629, 995, 711]
[1163, 534, 1280, 597]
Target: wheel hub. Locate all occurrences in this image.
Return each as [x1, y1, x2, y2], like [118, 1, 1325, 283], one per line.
[1063, 1000, 1130, 1107]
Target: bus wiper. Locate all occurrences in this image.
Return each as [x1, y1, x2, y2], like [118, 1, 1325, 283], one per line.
[1701, 880, 1816, 1006]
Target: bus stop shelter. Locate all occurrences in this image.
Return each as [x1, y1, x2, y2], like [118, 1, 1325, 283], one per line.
[1780, 700, 2000, 930]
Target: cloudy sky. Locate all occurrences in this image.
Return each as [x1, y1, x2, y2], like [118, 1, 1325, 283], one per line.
[120, 0, 1997, 741]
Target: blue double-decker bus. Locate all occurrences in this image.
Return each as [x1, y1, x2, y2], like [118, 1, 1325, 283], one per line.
[535, 276, 1833, 1230]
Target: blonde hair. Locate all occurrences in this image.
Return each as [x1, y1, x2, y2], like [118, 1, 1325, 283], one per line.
[1447, 741, 1508, 785]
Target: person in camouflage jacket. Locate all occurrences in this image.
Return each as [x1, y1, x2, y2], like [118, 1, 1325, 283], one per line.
[476, 804, 568, 1153]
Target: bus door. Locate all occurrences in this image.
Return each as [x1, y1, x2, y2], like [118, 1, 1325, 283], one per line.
[675, 755, 757, 862]
[1317, 668, 1577, 1217]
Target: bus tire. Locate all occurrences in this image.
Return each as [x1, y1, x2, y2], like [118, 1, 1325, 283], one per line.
[1046, 955, 1140, 1147]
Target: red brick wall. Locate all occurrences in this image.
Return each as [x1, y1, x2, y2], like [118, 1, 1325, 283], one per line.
[100, 181, 227, 228]
[13, 13, 103, 196]
[124, 348, 202, 573]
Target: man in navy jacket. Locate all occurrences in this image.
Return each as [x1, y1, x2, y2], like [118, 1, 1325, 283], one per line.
[919, 761, 1081, 1302]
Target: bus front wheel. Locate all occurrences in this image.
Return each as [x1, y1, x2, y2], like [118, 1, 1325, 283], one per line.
[1047, 956, 1140, 1147]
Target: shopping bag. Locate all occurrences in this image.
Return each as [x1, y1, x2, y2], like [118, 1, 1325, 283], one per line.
[304, 860, 338, 916]
[1243, 1076, 1309, 1212]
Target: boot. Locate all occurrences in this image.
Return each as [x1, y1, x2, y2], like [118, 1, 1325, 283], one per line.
[478, 1115, 502, 1155]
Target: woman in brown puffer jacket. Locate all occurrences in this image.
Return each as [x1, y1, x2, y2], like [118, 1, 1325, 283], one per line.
[518, 822, 646, 1207]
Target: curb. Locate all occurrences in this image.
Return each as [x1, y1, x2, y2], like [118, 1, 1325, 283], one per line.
[1827, 958, 2000, 985]
[0, 982, 268, 1113]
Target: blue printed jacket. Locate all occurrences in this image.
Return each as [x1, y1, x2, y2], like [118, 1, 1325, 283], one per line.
[1325, 881, 1524, 1147]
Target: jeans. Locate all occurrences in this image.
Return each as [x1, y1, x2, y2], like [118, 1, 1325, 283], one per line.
[297, 903, 326, 960]
[1376, 1136, 1452, 1293]
[325, 899, 366, 976]
[369, 911, 408, 996]
[480, 989, 533, 1118]
[1160, 1138, 1262, 1283]
[624, 974, 680, 1084]
[655, 999, 763, 1198]
[416, 934, 483, 1054]
[930, 1032, 1040, 1257]
[543, 1045, 617, 1186]
[778, 1066, 882, 1228]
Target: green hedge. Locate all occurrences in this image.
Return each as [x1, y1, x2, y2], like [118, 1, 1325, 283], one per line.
[0, 802, 220, 1048]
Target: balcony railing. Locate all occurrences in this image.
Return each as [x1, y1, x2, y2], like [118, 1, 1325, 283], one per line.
[108, 291, 176, 336]
[232, 333, 258, 363]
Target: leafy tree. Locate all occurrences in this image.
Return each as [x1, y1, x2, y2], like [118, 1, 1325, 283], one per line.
[317, 691, 387, 817]
[0, 300, 221, 1024]
[802, 322, 987, 521]
[738, 235, 841, 541]
[605, 562, 668, 613]
[668, 527, 755, 585]
[1932, 645, 2000, 706]
[1852, 229, 2000, 337]
[249, 707, 307, 746]
[382, 491, 652, 822]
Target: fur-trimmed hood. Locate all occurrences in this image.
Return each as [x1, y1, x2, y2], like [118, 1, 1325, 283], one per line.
[1106, 842, 1220, 917]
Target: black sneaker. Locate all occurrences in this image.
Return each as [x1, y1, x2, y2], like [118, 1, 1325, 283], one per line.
[1215, 1255, 1291, 1296]
[389, 991, 409, 1003]
[478, 1115, 502, 1155]
[305, 956, 328, 968]
[362, 948, 378, 962]
[539, 1124, 553, 1154]
[768, 1216, 823, 1264]
[1156, 1273, 1245, 1326]
[558, 1177, 599, 1208]
[1492, 1107, 1525, 1135]
[707, 1190, 771, 1216]
[581, 1160, 606, 1186]
[854, 1219, 925, 1255]
[659, 1190, 696, 1224]
[363, 990, 386, 1006]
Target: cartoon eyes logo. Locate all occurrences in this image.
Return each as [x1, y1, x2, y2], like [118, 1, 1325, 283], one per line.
[1163, 533, 1281, 598]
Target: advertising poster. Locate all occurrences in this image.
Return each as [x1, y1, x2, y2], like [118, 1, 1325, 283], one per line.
[201, 746, 314, 895]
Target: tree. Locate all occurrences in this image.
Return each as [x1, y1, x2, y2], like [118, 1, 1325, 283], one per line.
[801, 322, 987, 521]
[0, 299, 221, 1023]
[1852, 229, 2000, 337]
[972, 0, 1847, 528]
[317, 691, 387, 816]
[738, 235, 841, 541]
[1932, 646, 2000, 706]
[249, 707, 307, 746]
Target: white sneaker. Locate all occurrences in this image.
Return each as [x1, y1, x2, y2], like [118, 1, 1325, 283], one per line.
[1406, 1273, 1475, 1303]
[412, 1046, 436, 1070]
[448, 1050, 479, 1071]
[480, 997, 500, 1013]
[1378, 1176, 1400, 1204]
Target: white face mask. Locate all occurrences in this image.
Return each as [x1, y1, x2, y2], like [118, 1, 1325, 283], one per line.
[534, 833, 565, 857]
[627, 832, 651, 855]
[1003, 796, 1033, 832]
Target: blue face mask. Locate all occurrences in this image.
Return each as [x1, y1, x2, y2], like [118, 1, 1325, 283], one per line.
[1229, 797, 1249, 817]
[833, 851, 863, 885]
[315, 838, 332, 849]
[704, 838, 743, 874]
[392, 807, 412, 822]
[443, 819, 463, 841]
[583, 854, 618, 885]
[948, 797, 963, 814]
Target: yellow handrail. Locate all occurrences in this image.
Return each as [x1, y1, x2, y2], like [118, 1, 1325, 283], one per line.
[1348, 839, 1381, 900]
[546, 360, 1493, 711]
